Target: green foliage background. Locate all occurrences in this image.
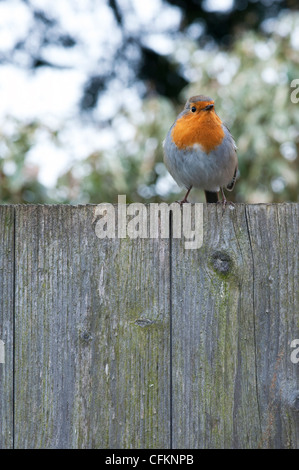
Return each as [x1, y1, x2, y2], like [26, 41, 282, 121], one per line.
[0, 9, 298, 204]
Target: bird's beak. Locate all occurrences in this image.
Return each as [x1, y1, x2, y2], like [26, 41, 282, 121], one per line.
[203, 104, 214, 111]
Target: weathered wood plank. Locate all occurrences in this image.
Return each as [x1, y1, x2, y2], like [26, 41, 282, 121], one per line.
[0, 206, 14, 449]
[14, 205, 170, 449]
[9, 203, 299, 448]
[171, 203, 298, 449]
[245, 204, 299, 448]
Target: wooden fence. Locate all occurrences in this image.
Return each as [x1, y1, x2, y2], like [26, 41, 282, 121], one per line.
[0, 203, 298, 449]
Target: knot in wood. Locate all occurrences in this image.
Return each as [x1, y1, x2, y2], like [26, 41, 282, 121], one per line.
[135, 319, 155, 327]
[81, 331, 92, 342]
[211, 251, 232, 275]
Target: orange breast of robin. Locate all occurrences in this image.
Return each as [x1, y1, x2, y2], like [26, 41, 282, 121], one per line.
[171, 105, 225, 154]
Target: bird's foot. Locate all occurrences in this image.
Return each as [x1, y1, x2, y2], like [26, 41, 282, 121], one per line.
[217, 198, 235, 210]
[176, 186, 192, 205]
[175, 197, 190, 205]
[218, 188, 235, 210]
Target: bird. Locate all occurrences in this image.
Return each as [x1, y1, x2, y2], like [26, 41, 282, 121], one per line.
[163, 94, 238, 204]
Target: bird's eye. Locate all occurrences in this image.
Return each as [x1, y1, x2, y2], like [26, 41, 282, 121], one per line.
[191, 106, 196, 113]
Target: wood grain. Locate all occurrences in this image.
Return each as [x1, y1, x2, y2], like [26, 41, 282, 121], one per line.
[171, 203, 299, 449]
[1, 203, 298, 448]
[245, 204, 299, 448]
[0, 206, 14, 449]
[14, 205, 170, 448]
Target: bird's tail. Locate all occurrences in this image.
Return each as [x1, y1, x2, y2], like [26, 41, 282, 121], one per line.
[205, 191, 218, 203]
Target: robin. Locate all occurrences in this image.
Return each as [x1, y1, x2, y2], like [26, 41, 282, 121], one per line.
[163, 95, 238, 204]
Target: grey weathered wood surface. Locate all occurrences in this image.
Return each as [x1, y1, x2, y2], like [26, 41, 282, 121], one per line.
[171, 203, 299, 448]
[0, 206, 14, 449]
[14, 205, 170, 448]
[0, 204, 298, 448]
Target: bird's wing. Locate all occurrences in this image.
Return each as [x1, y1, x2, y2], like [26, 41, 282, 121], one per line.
[226, 164, 238, 191]
[222, 122, 238, 191]
[223, 122, 237, 150]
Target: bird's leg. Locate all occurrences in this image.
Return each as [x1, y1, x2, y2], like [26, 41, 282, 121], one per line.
[176, 186, 192, 205]
[218, 187, 235, 209]
[221, 187, 227, 207]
